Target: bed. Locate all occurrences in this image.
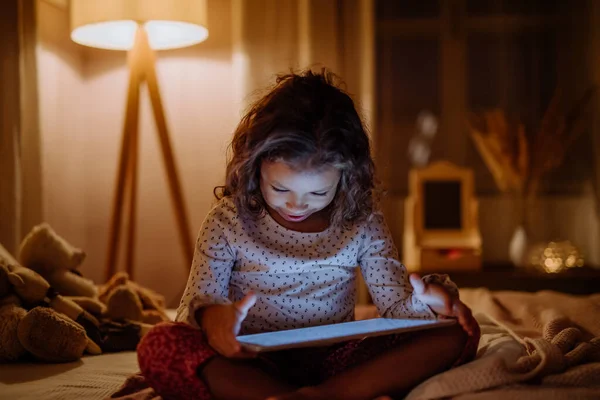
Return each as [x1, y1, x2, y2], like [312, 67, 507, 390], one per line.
[0, 350, 139, 400]
[1, 290, 599, 400]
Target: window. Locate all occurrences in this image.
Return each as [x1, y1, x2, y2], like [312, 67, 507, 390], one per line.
[375, 0, 595, 196]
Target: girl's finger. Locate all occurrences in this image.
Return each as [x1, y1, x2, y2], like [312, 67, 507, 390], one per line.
[459, 301, 473, 322]
[235, 292, 257, 316]
[463, 318, 476, 336]
[442, 294, 453, 315]
[466, 312, 479, 336]
[455, 302, 475, 335]
[409, 273, 426, 295]
[451, 301, 465, 325]
[460, 320, 472, 336]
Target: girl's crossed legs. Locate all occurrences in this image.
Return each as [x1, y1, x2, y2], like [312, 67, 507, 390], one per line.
[138, 321, 479, 400]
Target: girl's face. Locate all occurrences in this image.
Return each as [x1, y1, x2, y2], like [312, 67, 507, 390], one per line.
[260, 160, 340, 225]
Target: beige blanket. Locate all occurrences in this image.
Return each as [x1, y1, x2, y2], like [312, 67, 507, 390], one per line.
[406, 288, 600, 400]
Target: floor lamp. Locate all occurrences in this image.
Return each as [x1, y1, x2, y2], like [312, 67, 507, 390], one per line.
[69, 0, 208, 281]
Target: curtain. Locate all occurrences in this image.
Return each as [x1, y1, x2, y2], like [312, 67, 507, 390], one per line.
[232, 0, 374, 131]
[591, 0, 600, 219]
[0, 0, 42, 256]
[0, 0, 22, 254]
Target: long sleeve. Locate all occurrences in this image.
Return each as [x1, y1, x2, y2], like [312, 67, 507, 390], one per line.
[175, 204, 236, 328]
[358, 212, 436, 319]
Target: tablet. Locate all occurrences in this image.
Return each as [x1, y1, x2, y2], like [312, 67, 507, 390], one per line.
[237, 318, 456, 352]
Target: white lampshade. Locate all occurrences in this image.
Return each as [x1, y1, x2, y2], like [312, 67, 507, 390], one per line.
[70, 0, 208, 51]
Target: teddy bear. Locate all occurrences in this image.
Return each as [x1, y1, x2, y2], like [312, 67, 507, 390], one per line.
[0, 257, 102, 363]
[1, 221, 173, 359]
[92, 272, 171, 351]
[98, 272, 170, 325]
[17, 223, 107, 318]
[19, 223, 98, 299]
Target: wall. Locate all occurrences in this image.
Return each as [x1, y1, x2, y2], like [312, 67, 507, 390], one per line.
[36, 0, 236, 306]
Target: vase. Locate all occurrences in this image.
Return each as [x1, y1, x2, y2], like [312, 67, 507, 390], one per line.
[508, 189, 539, 268]
[509, 224, 528, 268]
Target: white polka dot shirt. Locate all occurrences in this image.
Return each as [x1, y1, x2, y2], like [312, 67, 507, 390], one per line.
[176, 198, 456, 334]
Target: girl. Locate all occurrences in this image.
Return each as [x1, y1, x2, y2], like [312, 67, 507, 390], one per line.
[137, 69, 480, 400]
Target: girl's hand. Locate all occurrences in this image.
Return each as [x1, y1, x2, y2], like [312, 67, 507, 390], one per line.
[409, 273, 478, 336]
[200, 292, 258, 358]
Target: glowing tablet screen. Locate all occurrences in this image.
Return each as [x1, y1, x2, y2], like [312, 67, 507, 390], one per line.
[237, 318, 455, 352]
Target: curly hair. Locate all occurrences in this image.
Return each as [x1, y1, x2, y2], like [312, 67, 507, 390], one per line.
[215, 68, 377, 228]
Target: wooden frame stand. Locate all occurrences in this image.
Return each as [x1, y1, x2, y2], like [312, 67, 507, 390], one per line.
[105, 27, 193, 282]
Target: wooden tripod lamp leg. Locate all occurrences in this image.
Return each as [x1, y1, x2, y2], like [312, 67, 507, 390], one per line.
[141, 35, 194, 269]
[124, 77, 141, 280]
[105, 29, 143, 282]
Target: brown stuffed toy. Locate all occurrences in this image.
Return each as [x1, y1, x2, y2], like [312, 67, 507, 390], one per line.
[98, 272, 170, 325]
[18, 223, 107, 318]
[19, 223, 98, 299]
[92, 272, 171, 352]
[0, 259, 102, 363]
